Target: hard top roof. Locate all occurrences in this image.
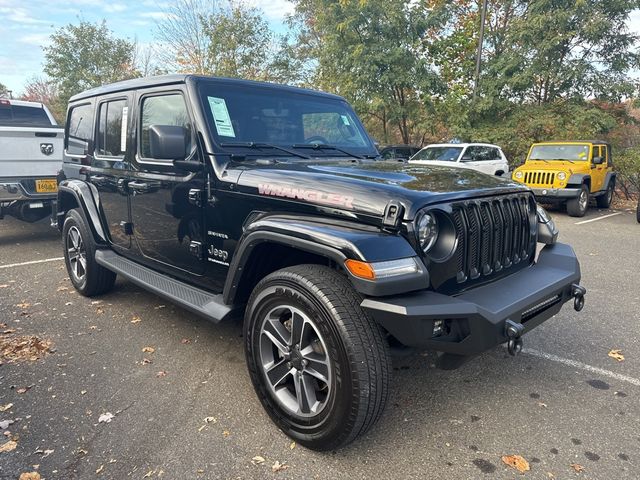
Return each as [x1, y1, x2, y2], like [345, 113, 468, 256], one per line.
[532, 140, 610, 146]
[69, 74, 345, 103]
[420, 143, 503, 149]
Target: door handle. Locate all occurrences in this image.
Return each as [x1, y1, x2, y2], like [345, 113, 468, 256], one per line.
[128, 181, 149, 192]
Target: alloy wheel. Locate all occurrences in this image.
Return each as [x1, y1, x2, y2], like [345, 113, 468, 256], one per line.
[67, 226, 87, 283]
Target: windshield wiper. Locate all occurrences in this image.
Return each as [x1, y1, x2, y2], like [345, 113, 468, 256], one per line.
[292, 143, 365, 160]
[220, 142, 310, 159]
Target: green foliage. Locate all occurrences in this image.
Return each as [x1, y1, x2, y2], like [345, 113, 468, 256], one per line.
[43, 21, 139, 109]
[615, 148, 640, 197]
[201, 3, 275, 79]
[0, 82, 8, 97]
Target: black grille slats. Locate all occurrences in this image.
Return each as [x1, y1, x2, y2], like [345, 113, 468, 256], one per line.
[452, 194, 535, 285]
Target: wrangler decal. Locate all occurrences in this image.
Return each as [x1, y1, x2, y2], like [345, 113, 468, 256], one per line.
[258, 183, 354, 209]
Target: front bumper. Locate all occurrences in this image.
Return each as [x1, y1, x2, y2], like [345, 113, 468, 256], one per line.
[363, 242, 582, 364]
[531, 187, 580, 200]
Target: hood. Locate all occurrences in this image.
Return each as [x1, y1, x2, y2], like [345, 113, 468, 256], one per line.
[233, 159, 529, 220]
[517, 160, 590, 175]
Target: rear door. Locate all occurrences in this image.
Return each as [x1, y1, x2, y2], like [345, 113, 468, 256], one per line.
[128, 88, 206, 275]
[461, 146, 495, 175]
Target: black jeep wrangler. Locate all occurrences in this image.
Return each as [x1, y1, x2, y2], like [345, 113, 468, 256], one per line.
[56, 75, 585, 450]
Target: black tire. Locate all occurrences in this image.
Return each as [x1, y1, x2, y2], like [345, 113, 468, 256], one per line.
[567, 185, 589, 217]
[596, 181, 614, 209]
[244, 265, 391, 451]
[62, 209, 116, 297]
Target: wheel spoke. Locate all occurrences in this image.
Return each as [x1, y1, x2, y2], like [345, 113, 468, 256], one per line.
[75, 258, 82, 277]
[290, 311, 305, 347]
[294, 373, 317, 414]
[302, 352, 330, 384]
[78, 256, 87, 275]
[70, 229, 79, 249]
[263, 319, 290, 355]
[265, 359, 292, 387]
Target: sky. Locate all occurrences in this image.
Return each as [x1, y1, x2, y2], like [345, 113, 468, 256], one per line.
[0, 0, 295, 94]
[1, 1, 640, 95]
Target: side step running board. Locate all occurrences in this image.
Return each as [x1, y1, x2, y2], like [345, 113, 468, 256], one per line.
[95, 250, 235, 323]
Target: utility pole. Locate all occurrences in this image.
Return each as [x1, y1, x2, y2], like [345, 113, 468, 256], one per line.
[473, 0, 489, 99]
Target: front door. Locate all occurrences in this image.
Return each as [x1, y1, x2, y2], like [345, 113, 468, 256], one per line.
[129, 90, 206, 275]
[591, 144, 607, 192]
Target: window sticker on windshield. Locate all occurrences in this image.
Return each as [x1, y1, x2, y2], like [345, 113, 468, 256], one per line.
[208, 97, 236, 138]
[120, 106, 128, 153]
[340, 115, 351, 126]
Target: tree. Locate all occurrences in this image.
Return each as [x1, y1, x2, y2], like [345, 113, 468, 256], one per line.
[154, 0, 214, 74]
[21, 76, 64, 122]
[43, 21, 139, 108]
[291, 0, 447, 144]
[0, 82, 9, 98]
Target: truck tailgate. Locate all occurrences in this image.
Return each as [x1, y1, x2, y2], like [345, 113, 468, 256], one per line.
[0, 126, 64, 178]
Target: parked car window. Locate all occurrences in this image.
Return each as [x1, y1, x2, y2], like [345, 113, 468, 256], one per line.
[66, 103, 94, 155]
[380, 148, 396, 159]
[140, 93, 192, 159]
[97, 99, 127, 158]
[0, 104, 52, 127]
[412, 147, 462, 161]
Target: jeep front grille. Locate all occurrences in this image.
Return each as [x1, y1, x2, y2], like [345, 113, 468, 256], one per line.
[451, 194, 536, 284]
[524, 171, 555, 186]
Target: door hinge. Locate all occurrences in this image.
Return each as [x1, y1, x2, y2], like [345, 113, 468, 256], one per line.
[189, 240, 203, 258]
[120, 221, 133, 235]
[383, 200, 404, 229]
[188, 188, 203, 207]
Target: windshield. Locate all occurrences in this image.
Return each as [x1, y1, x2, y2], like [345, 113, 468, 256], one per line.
[197, 82, 376, 156]
[529, 144, 590, 161]
[411, 146, 463, 162]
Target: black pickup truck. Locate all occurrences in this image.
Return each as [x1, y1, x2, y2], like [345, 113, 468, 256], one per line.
[56, 75, 585, 450]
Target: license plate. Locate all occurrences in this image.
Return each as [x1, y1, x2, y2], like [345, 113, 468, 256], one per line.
[35, 179, 58, 193]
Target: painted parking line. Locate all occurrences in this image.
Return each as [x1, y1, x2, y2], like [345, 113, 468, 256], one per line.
[524, 348, 640, 387]
[0, 257, 64, 269]
[574, 212, 622, 225]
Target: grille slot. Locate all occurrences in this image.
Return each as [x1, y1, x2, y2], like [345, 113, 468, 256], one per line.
[524, 171, 556, 186]
[452, 194, 535, 285]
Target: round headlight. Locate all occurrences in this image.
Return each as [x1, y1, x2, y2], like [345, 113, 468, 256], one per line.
[557, 172, 566, 181]
[417, 213, 439, 253]
[515, 171, 523, 179]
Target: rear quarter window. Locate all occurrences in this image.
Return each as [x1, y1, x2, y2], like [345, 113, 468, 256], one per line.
[66, 103, 95, 155]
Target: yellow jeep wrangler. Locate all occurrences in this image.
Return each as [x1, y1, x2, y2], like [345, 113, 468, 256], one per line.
[512, 141, 616, 217]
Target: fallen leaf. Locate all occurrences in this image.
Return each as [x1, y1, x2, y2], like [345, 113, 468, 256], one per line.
[19, 473, 41, 480]
[96, 464, 104, 474]
[81, 390, 87, 395]
[204, 417, 216, 424]
[142, 346, 155, 354]
[98, 412, 115, 423]
[0, 420, 14, 429]
[271, 461, 288, 473]
[56, 286, 69, 292]
[608, 349, 624, 362]
[0, 335, 54, 363]
[96, 307, 104, 315]
[222, 430, 230, 437]
[16, 302, 30, 309]
[502, 455, 530, 473]
[0, 285, 9, 288]
[40, 449, 54, 458]
[91, 300, 103, 305]
[198, 425, 206, 432]
[16, 387, 31, 394]
[0, 404, 13, 412]
[538, 402, 548, 408]
[252, 456, 265, 465]
[142, 358, 153, 365]
[131, 316, 142, 324]
[289, 441, 296, 450]
[0, 440, 17, 453]
[2, 329, 16, 335]
[180, 338, 191, 344]
[156, 371, 167, 378]
[570, 463, 585, 473]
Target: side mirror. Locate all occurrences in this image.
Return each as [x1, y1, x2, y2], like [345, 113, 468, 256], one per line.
[593, 156, 604, 165]
[149, 125, 188, 160]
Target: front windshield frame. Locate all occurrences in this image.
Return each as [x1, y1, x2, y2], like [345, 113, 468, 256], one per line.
[195, 80, 378, 158]
[411, 146, 463, 162]
[528, 144, 590, 161]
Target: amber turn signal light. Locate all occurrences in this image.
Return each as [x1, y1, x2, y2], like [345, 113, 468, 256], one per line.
[344, 259, 376, 280]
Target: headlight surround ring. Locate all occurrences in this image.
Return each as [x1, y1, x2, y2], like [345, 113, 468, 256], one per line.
[417, 212, 439, 253]
[515, 171, 524, 179]
[557, 171, 567, 181]
[415, 210, 458, 262]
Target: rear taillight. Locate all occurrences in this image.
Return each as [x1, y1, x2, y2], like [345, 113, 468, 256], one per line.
[0, 99, 10, 107]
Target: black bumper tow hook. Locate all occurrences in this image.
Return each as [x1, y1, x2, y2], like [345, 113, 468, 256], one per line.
[505, 320, 525, 356]
[572, 284, 586, 312]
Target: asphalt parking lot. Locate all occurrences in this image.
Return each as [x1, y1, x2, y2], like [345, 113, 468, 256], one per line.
[0, 206, 639, 480]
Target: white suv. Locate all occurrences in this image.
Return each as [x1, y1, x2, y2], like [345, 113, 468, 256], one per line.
[410, 143, 509, 176]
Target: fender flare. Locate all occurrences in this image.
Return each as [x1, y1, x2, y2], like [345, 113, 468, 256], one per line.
[567, 173, 591, 189]
[222, 214, 427, 303]
[57, 180, 108, 243]
[602, 172, 616, 191]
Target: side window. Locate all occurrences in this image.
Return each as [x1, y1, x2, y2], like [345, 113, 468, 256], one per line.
[66, 103, 94, 155]
[97, 99, 127, 158]
[488, 147, 501, 160]
[465, 146, 485, 161]
[140, 93, 192, 159]
[381, 149, 395, 160]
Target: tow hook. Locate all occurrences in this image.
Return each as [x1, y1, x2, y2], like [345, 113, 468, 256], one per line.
[505, 320, 525, 356]
[572, 284, 586, 312]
